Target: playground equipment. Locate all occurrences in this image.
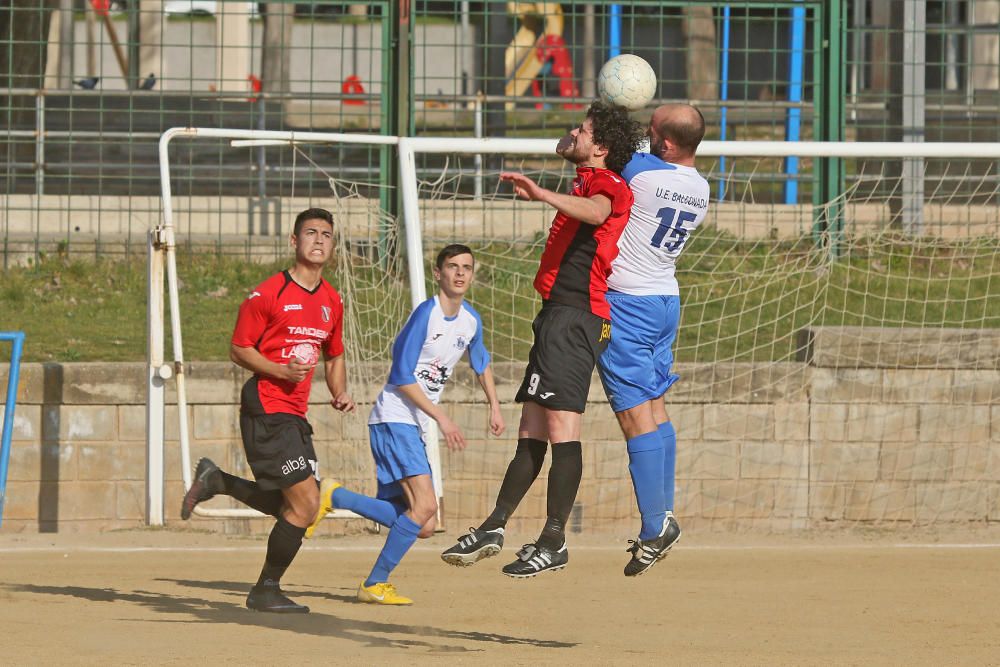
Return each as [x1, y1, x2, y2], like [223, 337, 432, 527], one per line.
[504, 2, 580, 110]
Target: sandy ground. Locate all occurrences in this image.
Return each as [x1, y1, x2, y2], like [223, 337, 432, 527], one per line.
[2, 529, 1000, 665]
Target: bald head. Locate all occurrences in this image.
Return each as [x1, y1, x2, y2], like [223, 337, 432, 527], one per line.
[648, 103, 705, 164]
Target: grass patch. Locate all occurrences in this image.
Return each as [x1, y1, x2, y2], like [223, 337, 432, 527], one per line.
[2, 233, 998, 364]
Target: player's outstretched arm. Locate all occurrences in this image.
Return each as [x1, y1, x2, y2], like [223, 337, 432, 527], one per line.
[324, 353, 355, 413]
[476, 365, 505, 437]
[396, 383, 467, 451]
[230, 343, 314, 383]
[499, 172, 612, 225]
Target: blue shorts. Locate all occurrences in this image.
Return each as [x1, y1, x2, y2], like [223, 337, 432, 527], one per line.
[598, 292, 681, 413]
[368, 422, 433, 499]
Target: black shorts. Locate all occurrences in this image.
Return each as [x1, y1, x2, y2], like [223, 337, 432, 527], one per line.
[515, 302, 611, 413]
[239, 377, 319, 491]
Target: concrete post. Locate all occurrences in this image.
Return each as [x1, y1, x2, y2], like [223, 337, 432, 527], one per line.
[215, 2, 253, 93]
[889, 0, 925, 235]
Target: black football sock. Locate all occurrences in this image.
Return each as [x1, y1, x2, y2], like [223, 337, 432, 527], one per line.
[220, 471, 284, 518]
[479, 437, 548, 531]
[537, 441, 582, 550]
[256, 516, 306, 586]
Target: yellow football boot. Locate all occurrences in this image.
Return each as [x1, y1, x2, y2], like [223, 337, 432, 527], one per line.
[304, 478, 341, 539]
[357, 582, 413, 605]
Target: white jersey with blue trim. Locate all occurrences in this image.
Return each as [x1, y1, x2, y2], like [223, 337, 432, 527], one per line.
[607, 152, 710, 296]
[369, 295, 491, 431]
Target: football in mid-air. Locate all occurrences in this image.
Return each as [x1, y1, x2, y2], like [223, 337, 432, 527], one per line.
[597, 54, 657, 111]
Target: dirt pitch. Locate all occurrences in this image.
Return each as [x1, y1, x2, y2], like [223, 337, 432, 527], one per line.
[2, 529, 999, 665]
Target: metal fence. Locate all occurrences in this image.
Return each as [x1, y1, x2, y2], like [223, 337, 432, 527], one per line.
[2, 1, 999, 264]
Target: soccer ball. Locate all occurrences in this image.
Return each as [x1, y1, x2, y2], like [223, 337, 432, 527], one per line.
[597, 54, 657, 111]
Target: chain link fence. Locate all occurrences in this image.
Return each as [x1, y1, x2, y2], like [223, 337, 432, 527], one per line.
[2, 1, 999, 264]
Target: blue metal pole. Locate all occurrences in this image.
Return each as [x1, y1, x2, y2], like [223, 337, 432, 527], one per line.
[0, 331, 26, 529]
[717, 6, 731, 202]
[610, 4, 621, 58]
[784, 2, 806, 203]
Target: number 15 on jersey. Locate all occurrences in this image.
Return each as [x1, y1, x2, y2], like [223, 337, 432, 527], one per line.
[650, 206, 696, 252]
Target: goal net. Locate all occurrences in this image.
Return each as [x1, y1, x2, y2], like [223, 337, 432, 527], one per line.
[400, 139, 1000, 533]
[152, 133, 1000, 533]
[150, 129, 411, 525]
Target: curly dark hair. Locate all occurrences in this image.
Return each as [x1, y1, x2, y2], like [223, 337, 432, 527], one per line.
[587, 100, 645, 175]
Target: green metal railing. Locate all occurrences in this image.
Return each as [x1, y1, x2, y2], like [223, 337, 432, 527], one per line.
[2, 1, 999, 265]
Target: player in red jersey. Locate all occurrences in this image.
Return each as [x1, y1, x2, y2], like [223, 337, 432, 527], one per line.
[442, 101, 644, 577]
[180, 208, 355, 613]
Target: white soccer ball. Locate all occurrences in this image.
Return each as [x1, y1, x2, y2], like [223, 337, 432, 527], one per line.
[597, 54, 657, 111]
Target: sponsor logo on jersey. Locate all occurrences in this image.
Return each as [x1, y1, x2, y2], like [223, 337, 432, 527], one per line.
[430, 333, 444, 341]
[287, 342, 319, 365]
[415, 361, 451, 394]
[286, 326, 328, 338]
[284, 304, 303, 312]
[282, 455, 308, 476]
[248, 291, 262, 300]
[321, 305, 331, 322]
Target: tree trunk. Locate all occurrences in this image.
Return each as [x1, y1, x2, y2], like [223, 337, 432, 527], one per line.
[682, 5, 717, 101]
[972, 0, 999, 91]
[262, 3, 294, 95]
[581, 3, 595, 99]
[138, 1, 164, 88]
[0, 0, 57, 89]
[869, 0, 891, 93]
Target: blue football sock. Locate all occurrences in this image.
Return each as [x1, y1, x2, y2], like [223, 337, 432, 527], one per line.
[332, 486, 405, 528]
[658, 421, 677, 512]
[627, 431, 667, 540]
[365, 513, 421, 587]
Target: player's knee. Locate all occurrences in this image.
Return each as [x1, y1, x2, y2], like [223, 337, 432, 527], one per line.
[410, 498, 437, 525]
[417, 515, 437, 538]
[616, 404, 656, 439]
[288, 495, 320, 526]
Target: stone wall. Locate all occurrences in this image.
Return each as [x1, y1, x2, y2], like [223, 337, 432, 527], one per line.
[2, 328, 998, 535]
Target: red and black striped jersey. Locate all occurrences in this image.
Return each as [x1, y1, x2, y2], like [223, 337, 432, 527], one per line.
[231, 271, 345, 417]
[533, 167, 634, 319]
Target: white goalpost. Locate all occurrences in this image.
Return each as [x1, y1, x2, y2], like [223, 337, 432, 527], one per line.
[149, 129, 400, 523]
[151, 131, 1000, 529]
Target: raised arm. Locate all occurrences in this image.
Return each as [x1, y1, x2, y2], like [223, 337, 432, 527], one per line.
[500, 171, 612, 226]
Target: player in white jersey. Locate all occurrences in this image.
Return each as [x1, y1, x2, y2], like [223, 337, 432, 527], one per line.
[307, 244, 504, 604]
[597, 104, 709, 576]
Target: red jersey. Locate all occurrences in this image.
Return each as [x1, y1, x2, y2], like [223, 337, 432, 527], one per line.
[231, 271, 345, 417]
[533, 166, 634, 319]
